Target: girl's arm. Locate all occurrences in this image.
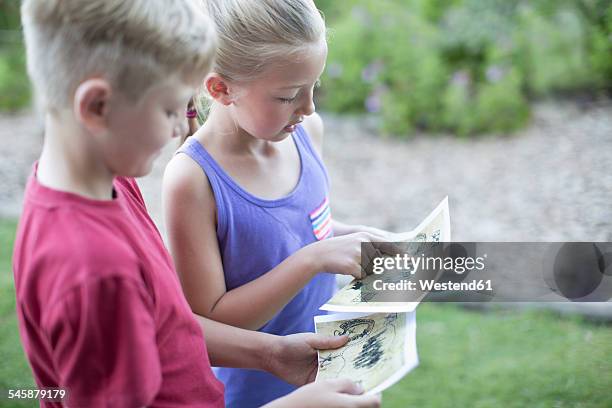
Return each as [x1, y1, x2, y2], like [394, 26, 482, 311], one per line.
[303, 114, 395, 239]
[163, 154, 380, 331]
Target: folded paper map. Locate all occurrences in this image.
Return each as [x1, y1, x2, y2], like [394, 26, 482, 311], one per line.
[320, 197, 451, 313]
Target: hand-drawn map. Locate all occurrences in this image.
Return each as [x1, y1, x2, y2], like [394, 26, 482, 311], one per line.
[321, 197, 451, 313]
[315, 311, 418, 394]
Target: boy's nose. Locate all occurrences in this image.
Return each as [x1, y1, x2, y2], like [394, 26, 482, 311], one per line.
[175, 120, 189, 138]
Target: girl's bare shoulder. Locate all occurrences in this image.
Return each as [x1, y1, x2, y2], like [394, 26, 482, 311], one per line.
[163, 146, 214, 205]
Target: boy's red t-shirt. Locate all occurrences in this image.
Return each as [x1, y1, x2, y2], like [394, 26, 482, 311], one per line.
[13, 166, 224, 407]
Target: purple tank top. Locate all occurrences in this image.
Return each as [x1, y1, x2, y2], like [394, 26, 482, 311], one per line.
[178, 124, 335, 407]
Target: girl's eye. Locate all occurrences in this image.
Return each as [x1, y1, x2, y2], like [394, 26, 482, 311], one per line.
[166, 110, 179, 118]
[314, 79, 321, 89]
[277, 96, 297, 104]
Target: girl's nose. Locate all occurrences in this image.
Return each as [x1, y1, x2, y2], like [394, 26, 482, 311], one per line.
[298, 91, 316, 116]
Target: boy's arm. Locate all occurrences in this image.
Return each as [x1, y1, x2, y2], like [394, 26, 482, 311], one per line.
[196, 316, 381, 407]
[194, 314, 347, 385]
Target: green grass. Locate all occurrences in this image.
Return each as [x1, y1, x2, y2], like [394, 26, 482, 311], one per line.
[384, 305, 612, 407]
[0, 218, 610, 407]
[0, 219, 35, 408]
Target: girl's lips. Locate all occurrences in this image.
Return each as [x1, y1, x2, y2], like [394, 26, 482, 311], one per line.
[283, 124, 297, 132]
[283, 119, 303, 132]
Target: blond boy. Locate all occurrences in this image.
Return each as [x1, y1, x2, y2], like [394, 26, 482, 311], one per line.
[13, 0, 380, 407]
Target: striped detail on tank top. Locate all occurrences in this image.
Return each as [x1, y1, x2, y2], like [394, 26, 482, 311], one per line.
[309, 196, 332, 240]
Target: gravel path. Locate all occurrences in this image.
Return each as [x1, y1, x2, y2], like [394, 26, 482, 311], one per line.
[322, 101, 612, 242]
[3, 101, 610, 242]
[2, 101, 611, 318]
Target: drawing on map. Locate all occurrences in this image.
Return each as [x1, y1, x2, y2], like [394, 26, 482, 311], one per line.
[315, 311, 418, 394]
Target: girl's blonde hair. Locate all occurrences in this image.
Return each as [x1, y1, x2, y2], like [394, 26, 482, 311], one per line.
[184, 0, 326, 140]
[21, 0, 217, 113]
[206, 0, 325, 82]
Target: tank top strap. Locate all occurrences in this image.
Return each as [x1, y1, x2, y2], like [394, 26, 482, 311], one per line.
[176, 137, 229, 238]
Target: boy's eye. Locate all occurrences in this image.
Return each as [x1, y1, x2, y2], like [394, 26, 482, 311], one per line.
[314, 79, 321, 88]
[166, 109, 179, 118]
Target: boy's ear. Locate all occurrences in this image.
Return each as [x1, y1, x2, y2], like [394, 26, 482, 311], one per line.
[73, 78, 112, 132]
[205, 74, 233, 106]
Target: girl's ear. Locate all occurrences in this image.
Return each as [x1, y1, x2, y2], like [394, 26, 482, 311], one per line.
[73, 78, 112, 133]
[205, 74, 233, 106]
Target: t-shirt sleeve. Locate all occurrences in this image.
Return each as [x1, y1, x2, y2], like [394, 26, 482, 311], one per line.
[116, 177, 147, 207]
[42, 275, 162, 407]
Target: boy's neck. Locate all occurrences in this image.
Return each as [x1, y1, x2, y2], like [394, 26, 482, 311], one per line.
[37, 112, 116, 200]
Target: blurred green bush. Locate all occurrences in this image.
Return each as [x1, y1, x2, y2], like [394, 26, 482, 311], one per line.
[0, 1, 30, 112]
[318, 0, 612, 137]
[0, 45, 30, 112]
[0, 0, 610, 126]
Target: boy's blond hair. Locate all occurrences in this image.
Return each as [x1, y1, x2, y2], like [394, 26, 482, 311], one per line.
[21, 0, 217, 112]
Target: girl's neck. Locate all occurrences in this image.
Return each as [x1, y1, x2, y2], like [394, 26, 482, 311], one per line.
[37, 112, 116, 200]
[200, 106, 274, 156]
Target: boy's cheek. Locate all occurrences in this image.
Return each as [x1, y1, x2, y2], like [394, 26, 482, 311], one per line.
[173, 121, 188, 139]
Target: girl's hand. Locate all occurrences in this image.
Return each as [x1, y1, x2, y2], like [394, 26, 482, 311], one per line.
[264, 379, 381, 408]
[304, 232, 390, 279]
